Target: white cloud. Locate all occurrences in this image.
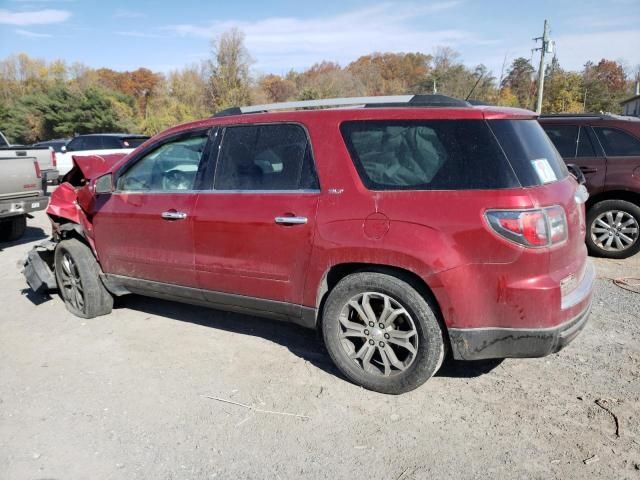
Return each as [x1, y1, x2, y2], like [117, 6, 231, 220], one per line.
[0, 8, 71, 25]
[552, 30, 640, 70]
[163, 2, 480, 71]
[15, 28, 52, 38]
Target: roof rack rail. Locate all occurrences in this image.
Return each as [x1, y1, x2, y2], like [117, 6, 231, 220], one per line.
[538, 113, 607, 118]
[213, 94, 470, 117]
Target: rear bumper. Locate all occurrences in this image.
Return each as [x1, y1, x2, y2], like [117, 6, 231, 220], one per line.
[449, 298, 592, 360]
[0, 195, 48, 218]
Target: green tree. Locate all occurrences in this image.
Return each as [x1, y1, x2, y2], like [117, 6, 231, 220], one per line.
[502, 57, 535, 108]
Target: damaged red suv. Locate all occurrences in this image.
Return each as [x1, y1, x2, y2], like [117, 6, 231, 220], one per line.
[24, 95, 595, 394]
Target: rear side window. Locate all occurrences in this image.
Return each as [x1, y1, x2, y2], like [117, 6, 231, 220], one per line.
[543, 125, 578, 158]
[593, 127, 640, 156]
[340, 120, 519, 190]
[542, 125, 596, 158]
[214, 124, 319, 191]
[489, 120, 568, 187]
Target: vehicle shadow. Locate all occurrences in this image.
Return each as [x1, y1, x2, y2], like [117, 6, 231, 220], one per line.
[119, 294, 503, 381]
[0, 226, 47, 251]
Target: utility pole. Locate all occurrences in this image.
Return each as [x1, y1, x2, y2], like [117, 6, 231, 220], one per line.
[534, 19, 550, 114]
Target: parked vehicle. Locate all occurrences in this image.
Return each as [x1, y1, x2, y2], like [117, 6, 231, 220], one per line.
[0, 152, 48, 241]
[539, 114, 640, 258]
[32, 138, 70, 153]
[24, 95, 594, 394]
[1, 130, 59, 185]
[55, 133, 149, 176]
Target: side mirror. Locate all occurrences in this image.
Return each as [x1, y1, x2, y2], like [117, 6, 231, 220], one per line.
[61, 145, 67, 153]
[566, 164, 586, 186]
[94, 173, 114, 194]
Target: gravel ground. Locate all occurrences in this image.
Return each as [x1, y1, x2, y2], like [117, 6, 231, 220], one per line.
[1, 209, 639, 480]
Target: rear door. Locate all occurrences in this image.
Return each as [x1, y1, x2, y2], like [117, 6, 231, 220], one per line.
[592, 125, 640, 190]
[192, 123, 320, 305]
[92, 129, 213, 287]
[541, 123, 606, 193]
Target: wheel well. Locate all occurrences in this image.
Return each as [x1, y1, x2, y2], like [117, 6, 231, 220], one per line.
[316, 263, 450, 347]
[586, 190, 640, 210]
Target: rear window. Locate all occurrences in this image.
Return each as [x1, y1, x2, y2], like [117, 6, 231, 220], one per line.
[340, 120, 519, 190]
[489, 120, 568, 187]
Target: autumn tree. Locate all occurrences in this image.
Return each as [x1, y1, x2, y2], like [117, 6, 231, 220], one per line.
[502, 57, 535, 109]
[206, 28, 253, 111]
[583, 59, 627, 112]
[259, 74, 296, 102]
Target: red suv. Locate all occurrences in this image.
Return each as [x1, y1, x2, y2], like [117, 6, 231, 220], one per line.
[24, 95, 594, 394]
[539, 114, 640, 258]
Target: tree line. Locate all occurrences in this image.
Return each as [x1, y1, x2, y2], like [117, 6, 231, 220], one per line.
[1, 28, 637, 144]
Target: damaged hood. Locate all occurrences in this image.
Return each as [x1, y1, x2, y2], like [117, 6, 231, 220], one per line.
[68, 153, 127, 181]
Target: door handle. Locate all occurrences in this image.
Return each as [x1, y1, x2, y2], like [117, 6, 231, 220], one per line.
[161, 211, 187, 220]
[274, 216, 307, 225]
[579, 166, 598, 174]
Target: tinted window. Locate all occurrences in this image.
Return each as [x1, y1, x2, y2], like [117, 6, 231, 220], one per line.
[117, 133, 209, 191]
[577, 127, 596, 157]
[489, 120, 568, 187]
[101, 136, 123, 149]
[543, 125, 578, 158]
[594, 127, 640, 156]
[79, 136, 103, 150]
[123, 137, 148, 148]
[214, 124, 318, 191]
[340, 120, 519, 190]
[66, 137, 84, 151]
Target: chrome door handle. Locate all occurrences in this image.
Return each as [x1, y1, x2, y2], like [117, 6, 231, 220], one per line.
[161, 211, 187, 220]
[274, 216, 307, 225]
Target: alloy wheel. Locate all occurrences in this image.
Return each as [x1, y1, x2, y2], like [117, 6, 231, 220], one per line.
[59, 252, 85, 312]
[338, 292, 419, 377]
[590, 210, 639, 252]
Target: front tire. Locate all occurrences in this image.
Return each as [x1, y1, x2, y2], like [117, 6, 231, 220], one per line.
[54, 238, 113, 318]
[321, 272, 445, 394]
[586, 200, 640, 259]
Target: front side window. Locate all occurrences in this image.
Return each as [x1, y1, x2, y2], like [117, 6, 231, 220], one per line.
[340, 120, 519, 190]
[116, 133, 209, 192]
[594, 127, 640, 156]
[214, 124, 318, 191]
[102, 136, 123, 149]
[84, 136, 104, 150]
[66, 137, 84, 152]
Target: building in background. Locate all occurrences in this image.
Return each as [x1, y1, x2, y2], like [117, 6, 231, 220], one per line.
[621, 82, 640, 117]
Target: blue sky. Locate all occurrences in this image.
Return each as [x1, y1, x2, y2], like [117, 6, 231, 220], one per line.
[1, 0, 639, 77]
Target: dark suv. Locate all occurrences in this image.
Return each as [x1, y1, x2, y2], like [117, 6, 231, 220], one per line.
[539, 114, 640, 258]
[25, 95, 594, 394]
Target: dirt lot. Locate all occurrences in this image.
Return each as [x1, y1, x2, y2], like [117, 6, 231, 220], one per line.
[1, 208, 639, 480]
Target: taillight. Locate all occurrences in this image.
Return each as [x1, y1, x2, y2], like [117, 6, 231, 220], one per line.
[33, 160, 42, 179]
[486, 206, 567, 248]
[51, 148, 57, 167]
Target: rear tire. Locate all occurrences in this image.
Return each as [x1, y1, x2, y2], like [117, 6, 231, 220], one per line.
[0, 215, 27, 241]
[54, 238, 113, 318]
[586, 200, 640, 259]
[321, 272, 445, 394]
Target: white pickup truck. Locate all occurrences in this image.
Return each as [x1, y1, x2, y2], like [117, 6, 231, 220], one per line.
[0, 131, 59, 184]
[0, 150, 48, 241]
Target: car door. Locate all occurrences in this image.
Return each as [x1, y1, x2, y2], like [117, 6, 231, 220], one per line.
[592, 125, 640, 190]
[542, 123, 606, 193]
[92, 128, 214, 287]
[192, 123, 320, 307]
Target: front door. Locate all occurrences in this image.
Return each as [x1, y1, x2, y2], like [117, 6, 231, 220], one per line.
[192, 123, 320, 305]
[93, 130, 212, 287]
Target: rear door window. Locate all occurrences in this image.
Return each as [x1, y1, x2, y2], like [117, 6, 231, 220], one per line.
[577, 127, 596, 157]
[340, 120, 519, 190]
[123, 137, 148, 148]
[101, 136, 123, 149]
[214, 124, 319, 191]
[593, 127, 640, 156]
[489, 120, 568, 187]
[83, 136, 103, 150]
